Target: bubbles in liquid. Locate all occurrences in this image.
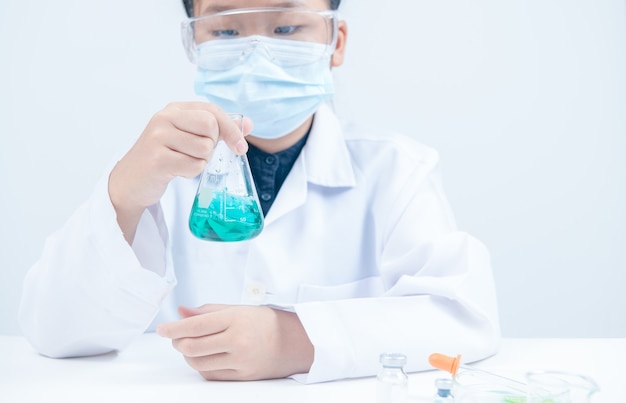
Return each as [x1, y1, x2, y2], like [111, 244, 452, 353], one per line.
[189, 191, 263, 242]
[189, 134, 263, 242]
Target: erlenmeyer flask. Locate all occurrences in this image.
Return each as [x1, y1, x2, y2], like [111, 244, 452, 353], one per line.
[188, 113, 264, 242]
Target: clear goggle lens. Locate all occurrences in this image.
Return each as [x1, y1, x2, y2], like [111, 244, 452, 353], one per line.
[181, 8, 338, 69]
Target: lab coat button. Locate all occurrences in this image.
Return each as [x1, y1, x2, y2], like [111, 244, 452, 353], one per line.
[246, 282, 267, 302]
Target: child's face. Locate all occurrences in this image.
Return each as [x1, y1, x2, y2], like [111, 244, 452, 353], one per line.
[194, 0, 331, 17]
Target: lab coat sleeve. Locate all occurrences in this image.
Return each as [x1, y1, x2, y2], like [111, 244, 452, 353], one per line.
[18, 170, 176, 358]
[292, 157, 501, 384]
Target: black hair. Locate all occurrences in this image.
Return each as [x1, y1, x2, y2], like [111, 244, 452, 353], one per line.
[182, 0, 341, 17]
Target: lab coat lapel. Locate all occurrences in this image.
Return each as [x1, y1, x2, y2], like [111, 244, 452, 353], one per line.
[263, 104, 356, 226]
[304, 104, 356, 188]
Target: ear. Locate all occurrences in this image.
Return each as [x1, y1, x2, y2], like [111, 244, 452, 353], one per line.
[331, 20, 348, 67]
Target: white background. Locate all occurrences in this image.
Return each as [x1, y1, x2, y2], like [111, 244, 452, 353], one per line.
[1, 0, 625, 338]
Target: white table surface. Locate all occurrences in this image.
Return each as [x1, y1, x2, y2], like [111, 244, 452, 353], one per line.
[1, 334, 624, 402]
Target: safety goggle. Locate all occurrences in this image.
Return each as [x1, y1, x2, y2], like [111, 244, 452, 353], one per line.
[181, 7, 339, 70]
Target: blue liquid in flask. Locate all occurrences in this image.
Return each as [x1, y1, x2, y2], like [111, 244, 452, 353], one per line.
[189, 190, 263, 242]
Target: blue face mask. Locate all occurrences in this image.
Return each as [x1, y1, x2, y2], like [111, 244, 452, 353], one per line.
[194, 36, 335, 139]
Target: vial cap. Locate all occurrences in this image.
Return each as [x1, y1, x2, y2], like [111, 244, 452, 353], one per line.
[379, 352, 407, 367]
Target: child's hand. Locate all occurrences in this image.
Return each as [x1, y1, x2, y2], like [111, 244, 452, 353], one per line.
[108, 102, 251, 242]
[156, 304, 314, 381]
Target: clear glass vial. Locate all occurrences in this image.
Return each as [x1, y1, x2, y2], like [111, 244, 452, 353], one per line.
[433, 378, 454, 402]
[376, 353, 408, 403]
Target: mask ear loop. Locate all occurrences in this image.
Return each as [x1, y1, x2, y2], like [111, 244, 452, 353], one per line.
[325, 11, 341, 114]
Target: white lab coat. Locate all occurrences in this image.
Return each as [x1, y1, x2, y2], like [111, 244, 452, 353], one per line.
[19, 104, 500, 383]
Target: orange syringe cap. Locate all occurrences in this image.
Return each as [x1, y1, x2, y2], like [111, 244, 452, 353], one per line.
[429, 353, 462, 376]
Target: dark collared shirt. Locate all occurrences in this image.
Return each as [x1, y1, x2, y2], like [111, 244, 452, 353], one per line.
[247, 132, 310, 216]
